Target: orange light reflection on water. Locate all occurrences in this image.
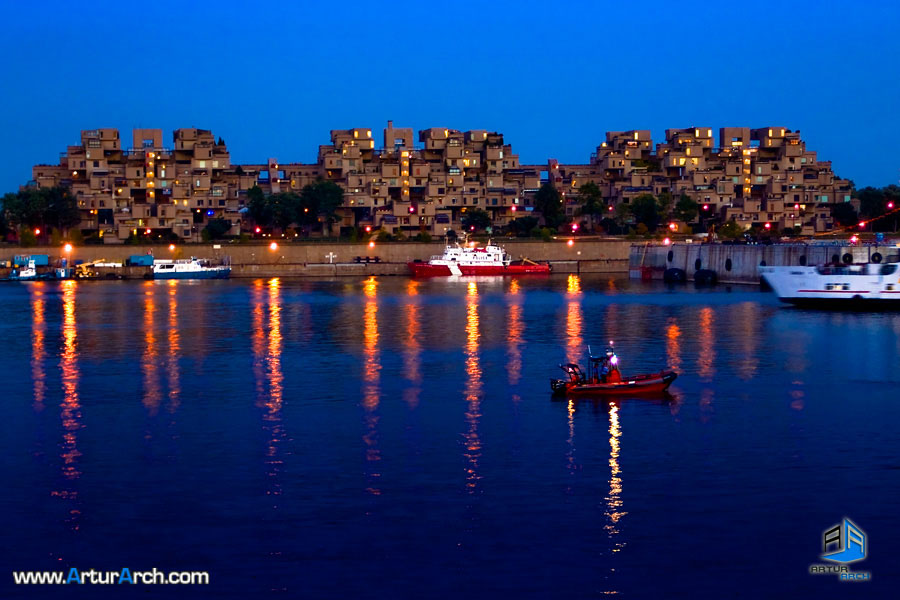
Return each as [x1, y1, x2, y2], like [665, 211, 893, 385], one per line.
[166, 281, 181, 412]
[404, 280, 421, 407]
[565, 275, 583, 365]
[362, 277, 381, 495]
[606, 402, 625, 550]
[251, 280, 266, 402]
[666, 318, 682, 373]
[463, 282, 482, 493]
[54, 280, 82, 530]
[264, 278, 284, 506]
[507, 281, 523, 386]
[697, 307, 716, 380]
[141, 283, 160, 412]
[30, 283, 46, 410]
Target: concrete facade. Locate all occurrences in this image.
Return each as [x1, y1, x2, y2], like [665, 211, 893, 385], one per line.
[29, 124, 849, 241]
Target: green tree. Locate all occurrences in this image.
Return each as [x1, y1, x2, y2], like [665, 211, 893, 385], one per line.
[629, 194, 662, 231]
[831, 202, 858, 227]
[657, 190, 673, 220]
[44, 187, 81, 232]
[718, 220, 743, 239]
[673, 192, 699, 224]
[3, 188, 47, 228]
[508, 215, 539, 236]
[575, 182, 605, 231]
[204, 218, 233, 239]
[300, 179, 344, 234]
[461, 208, 492, 232]
[269, 192, 301, 231]
[533, 183, 564, 228]
[613, 203, 632, 229]
[247, 186, 272, 227]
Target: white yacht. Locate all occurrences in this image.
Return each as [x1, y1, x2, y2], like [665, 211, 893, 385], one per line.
[760, 260, 900, 307]
[153, 258, 231, 280]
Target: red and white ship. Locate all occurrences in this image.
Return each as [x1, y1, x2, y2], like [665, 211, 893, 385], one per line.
[408, 240, 551, 277]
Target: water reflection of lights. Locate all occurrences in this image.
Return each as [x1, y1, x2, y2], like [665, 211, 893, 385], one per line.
[605, 402, 625, 549]
[142, 283, 161, 411]
[735, 302, 758, 380]
[30, 284, 46, 410]
[166, 281, 181, 412]
[697, 307, 716, 380]
[565, 398, 577, 488]
[665, 318, 681, 373]
[54, 280, 82, 530]
[264, 278, 284, 507]
[251, 280, 266, 401]
[404, 280, 421, 407]
[507, 281, 523, 386]
[463, 282, 482, 493]
[363, 277, 381, 495]
[566, 275, 583, 366]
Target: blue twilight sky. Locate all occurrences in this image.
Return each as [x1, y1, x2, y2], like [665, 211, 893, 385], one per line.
[1, 0, 898, 192]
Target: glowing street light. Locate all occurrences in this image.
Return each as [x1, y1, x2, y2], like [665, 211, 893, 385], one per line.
[668, 222, 677, 231]
[567, 239, 574, 247]
[63, 243, 73, 253]
[364, 226, 372, 233]
[169, 244, 176, 251]
[255, 226, 261, 234]
[663, 237, 671, 245]
[269, 242, 278, 251]
[368, 241, 375, 249]
[34, 228, 41, 235]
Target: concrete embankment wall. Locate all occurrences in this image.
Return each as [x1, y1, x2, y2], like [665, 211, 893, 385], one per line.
[630, 243, 897, 284]
[1, 240, 631, 278]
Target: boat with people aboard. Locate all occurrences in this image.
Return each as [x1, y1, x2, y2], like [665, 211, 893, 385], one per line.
[551, 342, 677, 397]
[408, 238, 550, 276]
[760, 256, 900, 308]
[152, 257, 231, 280]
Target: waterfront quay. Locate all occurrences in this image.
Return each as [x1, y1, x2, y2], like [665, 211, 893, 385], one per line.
[0, 239, 630, 279]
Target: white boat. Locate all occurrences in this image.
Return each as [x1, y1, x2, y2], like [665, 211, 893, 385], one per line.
[152, 257, 231, 280]
[760, 261, 900, 307]
[11, 260, 39, 280]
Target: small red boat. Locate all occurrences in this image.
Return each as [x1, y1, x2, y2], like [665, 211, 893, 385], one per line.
[408, 240, 550, 277]
[551, 345, 677, 397]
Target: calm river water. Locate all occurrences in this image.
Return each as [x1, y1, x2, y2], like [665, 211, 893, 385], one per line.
[1, 275, 897, 598]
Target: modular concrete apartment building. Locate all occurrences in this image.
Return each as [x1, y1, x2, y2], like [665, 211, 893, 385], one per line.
[29, 122, 850, 241]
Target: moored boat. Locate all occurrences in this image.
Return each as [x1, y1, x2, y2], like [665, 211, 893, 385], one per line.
[7, 260, 54, 281]
[550, 344, 677, 397]
[760, 259, 900, 308]
[153, 257, 231, 280]
[408, 240, 550, 276]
